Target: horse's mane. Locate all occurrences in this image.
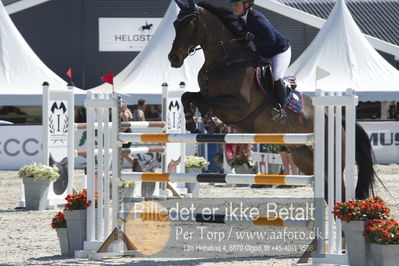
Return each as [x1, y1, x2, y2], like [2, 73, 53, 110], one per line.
[197, 2, 246, 38]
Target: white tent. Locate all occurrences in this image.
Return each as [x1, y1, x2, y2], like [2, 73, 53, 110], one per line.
[0, 2, 84, 106]
[91, 1, 204, 104]
[287, 0, 399, 101]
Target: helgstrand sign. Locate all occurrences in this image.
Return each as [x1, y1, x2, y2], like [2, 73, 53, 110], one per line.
[99, 18, 162, 52]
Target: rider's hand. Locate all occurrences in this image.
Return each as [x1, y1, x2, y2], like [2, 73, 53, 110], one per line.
[245, 31, 255, 41]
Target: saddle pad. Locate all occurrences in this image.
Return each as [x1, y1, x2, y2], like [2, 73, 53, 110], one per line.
[286, 90, 304, 113]
[256, 66, 303, 114]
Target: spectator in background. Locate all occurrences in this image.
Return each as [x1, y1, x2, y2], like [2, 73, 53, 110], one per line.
[132, 98, 156, 199]
[76, 106, 86, 123]
[133, 98, 147, 121]
[388, 102, 398, 120]
[120, 100, 135, 167]
[131, 99, 147, 171]
[280, 145, 298, 175]
[278, 145, 299, 188]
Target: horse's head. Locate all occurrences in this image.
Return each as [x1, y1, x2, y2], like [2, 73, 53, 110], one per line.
[168, 0, 202, 68]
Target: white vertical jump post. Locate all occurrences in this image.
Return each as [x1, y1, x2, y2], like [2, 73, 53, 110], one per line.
[309, 88, 357, 266]
[80, 92, 119, 254]
[41, 81, 74, 208]
[77, 92, 168, 259]
[161, 81, 187, 196]
[160, 82, 168, 195]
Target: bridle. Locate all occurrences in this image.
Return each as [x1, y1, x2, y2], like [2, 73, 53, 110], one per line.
[172, 11, 204, 57]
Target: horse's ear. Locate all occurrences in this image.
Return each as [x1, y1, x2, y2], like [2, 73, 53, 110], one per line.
[187, 0, 198, 12]
[174, 0, 187, 10]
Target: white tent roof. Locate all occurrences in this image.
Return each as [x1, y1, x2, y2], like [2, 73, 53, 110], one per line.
[287, 0, 399, 101]
[91, 1, 204, 104]
[0, 2, 84, 106]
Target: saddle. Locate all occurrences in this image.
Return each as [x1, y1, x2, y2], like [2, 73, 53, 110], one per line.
[255, 66, 303, 113]
[255, 65, 297, 94]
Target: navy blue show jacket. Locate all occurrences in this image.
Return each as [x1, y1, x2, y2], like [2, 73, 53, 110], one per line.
[245, 8, 290, 58]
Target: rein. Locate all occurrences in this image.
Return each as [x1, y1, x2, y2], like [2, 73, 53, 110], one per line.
[172, 11, 251, 61]
[196, 14, 260, 72]
[172, 13, 204, 57]
[201, 30, 261, 95]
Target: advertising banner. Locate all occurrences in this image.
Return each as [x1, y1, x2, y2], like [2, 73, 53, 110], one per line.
[0, 125, 42, 169]
[99, 18, 162, 52]
[359, 121, 399, 164]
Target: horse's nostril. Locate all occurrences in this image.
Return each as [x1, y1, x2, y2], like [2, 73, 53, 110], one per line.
[168, 53, 178, 63]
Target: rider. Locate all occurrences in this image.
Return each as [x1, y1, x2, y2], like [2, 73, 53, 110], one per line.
[230, 0, 291, 119]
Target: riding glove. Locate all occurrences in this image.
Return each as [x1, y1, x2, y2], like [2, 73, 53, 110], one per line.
[245, 31, 255, 41]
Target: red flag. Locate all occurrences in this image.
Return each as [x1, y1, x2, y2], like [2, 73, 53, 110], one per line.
[66, 68, 72, 79]
[101, 71, 114, 85]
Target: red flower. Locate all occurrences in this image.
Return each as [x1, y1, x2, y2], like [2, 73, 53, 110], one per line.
[63, 189, 96, 211]
[332, 196, 390, 222]
[51, 211, 67, 229]
[365, 219, 399, 245]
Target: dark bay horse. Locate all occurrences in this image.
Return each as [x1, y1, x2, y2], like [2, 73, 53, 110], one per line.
[168, 1, 375, 200]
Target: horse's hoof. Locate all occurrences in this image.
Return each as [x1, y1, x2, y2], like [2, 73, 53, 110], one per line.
[205, 123, 218, 133]
[188, 128, 201, 134]
[185, 123, 197, 132]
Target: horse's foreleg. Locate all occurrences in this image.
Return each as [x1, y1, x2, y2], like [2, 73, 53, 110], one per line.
[181, 92, 218, 133]
[181, 92, 201, 133]
[203, 113, 218, 133]
[196, 100, 219, 133]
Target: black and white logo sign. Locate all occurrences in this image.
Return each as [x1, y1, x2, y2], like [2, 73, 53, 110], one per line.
[139, 21, 154, 32]
[167, 99, 182, 131]
[99, 18, 162, 51]
[49, 101, 69, 144]
[48, 101, 69, 195]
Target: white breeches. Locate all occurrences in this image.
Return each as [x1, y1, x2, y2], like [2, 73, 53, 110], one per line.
[271, 46, 291, 81]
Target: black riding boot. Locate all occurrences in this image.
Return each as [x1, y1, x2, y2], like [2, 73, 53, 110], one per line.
[272, 79, 288, 120]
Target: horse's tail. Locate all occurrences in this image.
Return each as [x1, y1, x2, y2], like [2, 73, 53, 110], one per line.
[354, 122, 376, 199]
[342, 120, 376, 199]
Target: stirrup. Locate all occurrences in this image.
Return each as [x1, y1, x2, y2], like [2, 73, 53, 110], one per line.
[272, 104, 287, 121]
